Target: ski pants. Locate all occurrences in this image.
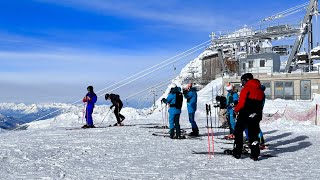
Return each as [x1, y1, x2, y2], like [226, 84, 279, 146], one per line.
[85, 107, 94, 126]
[188, 112, 198, 129]
[233, 114, 261, 158]
[114, 103, 125, 123]
[169, 113, 181, 137]
[227, 108, 236, 134]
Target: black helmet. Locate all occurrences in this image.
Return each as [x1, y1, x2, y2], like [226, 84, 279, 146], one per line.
[215, 96, 221, 102]
[240, 73, 253, 86]
[87, 86, 93, 92]
[105, 93, 110, 100]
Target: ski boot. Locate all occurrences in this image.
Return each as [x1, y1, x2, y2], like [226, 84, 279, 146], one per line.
[169, 129, 175, 139]
[250, 141, 260, 161]
[81, 124, 89, 128]
[189, 128, 199, 136]
[224, 134, 235, 140]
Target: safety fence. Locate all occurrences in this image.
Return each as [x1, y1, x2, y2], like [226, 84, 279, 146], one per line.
[262, 104, 319, 125]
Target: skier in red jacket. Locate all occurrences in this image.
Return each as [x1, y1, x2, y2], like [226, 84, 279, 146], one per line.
[232, 73, 264, 161]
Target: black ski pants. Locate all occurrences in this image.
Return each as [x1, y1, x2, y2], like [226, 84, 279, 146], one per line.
[114, 102, 125, 123]
[233, 114, 261, 158]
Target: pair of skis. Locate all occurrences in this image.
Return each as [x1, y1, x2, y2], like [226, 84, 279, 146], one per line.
[206, 104, 214, 158]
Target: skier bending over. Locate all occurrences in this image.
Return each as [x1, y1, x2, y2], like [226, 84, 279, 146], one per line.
[233, 73, 264, 161]
[82, 86, 97, 128]
[105, 93, 125, 126]
[215, 95, 228, 128]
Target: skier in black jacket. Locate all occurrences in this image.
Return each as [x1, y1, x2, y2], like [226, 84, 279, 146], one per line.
[105, 93, 125, 126]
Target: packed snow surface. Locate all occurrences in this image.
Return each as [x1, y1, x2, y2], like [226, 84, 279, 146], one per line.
[1, 78, 320, 179]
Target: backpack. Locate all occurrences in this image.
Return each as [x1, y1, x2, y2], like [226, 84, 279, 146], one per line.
[175, 92, 183, 109]
[219, 96, 227, 109]
[110, 93, 120, 101]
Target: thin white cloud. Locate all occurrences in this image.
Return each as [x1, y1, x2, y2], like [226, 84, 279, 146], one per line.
[35, 0, 222, 30]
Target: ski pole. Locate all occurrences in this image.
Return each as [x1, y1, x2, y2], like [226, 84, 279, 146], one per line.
[161, 102, 165, 134]
[99, 108, 112, 126]
[217, 107, 220, 133]
[209, 104, 214, 156]
[165, 104, 169, 129]
[206, 104, 211, 159]
[214, 104, 217, 128]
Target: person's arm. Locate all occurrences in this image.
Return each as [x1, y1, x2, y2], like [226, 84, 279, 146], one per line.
[233, 93, 239, 105]
[110, 98, 116, 109]
[234, 88, 249, 113]
[162, 93, 174, 104]
[83, 93, 89, 102]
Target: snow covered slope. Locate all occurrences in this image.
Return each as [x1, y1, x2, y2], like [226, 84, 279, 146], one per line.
[1, 50, 320, 178]
[1, 75, 320, 179]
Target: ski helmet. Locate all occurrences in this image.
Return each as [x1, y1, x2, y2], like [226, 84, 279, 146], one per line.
[225, 83, 233, 91]
[105, 93, 110, 100]
[215, 95, 221, 102]
[87, 86, 93, 92]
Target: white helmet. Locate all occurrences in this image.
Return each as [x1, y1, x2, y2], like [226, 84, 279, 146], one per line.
[226, 83, 233, 91]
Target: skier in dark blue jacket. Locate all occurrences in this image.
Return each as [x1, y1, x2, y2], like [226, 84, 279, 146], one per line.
[183, 83, 199, 136]
[82, 86, 97, 128]
[161, 83, 183, 139]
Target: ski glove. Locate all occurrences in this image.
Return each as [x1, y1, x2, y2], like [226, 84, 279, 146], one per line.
[110, 105, 114, 109]
[183, 89, 188, 95]
[161, 98, 168, 104]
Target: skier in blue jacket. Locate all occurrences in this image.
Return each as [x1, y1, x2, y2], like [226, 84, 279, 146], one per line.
[183, 83, 199, 136]
[161, 83, 183, 139]
[82, 86, 97, 128]
[225, 83, 239, 139]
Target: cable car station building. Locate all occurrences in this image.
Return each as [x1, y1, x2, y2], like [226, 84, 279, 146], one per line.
[201, 0, 320, 100]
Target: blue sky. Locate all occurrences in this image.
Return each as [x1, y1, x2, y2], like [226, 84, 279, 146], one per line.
[0, 0, 312, 105]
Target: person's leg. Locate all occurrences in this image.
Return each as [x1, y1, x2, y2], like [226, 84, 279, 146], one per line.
[118, 102, 125, 121]
[87, 107, 94, 126]
[226, 113, 232, 132]
[233, 116, 246, 158]
[229, 109, 236, 134]
[258, 128, 265, 145]
[168, 112, 175, 138]
[174, 114, 181, 138]
[248, 117, 261, 160]
[188, 112, 198, 129]
[244, 128, 249, 141]
[219, 109, 228, 127]
[114, 105, 121, 124]
[189, 112, 199, 136]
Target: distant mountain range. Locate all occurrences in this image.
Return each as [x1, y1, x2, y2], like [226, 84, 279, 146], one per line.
[0, 113, 19, 130]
